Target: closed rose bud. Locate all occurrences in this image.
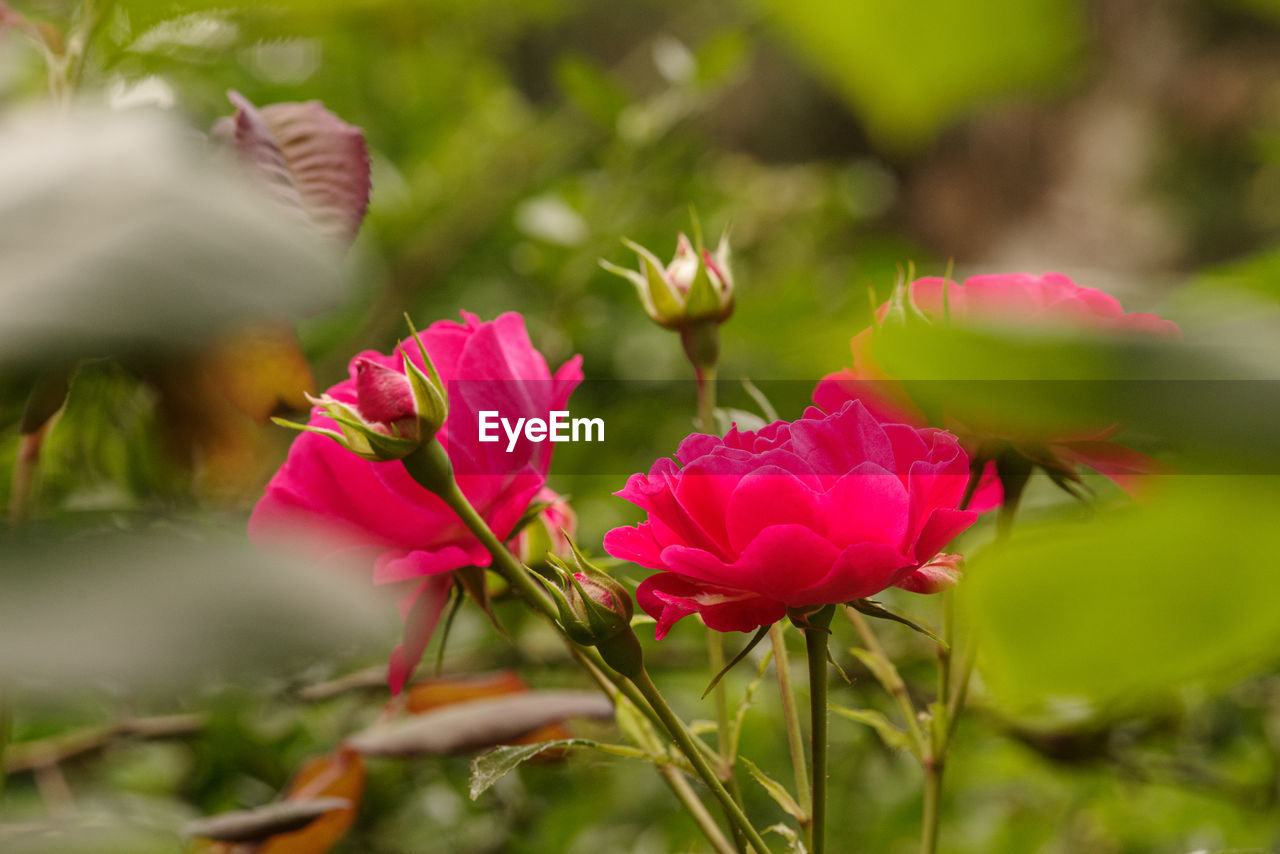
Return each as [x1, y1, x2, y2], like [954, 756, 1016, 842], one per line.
[354, 357, 417, 428]
[273, 319, 449, 463]
[601, 230, 734, 331]
[538, 542, 642, 677]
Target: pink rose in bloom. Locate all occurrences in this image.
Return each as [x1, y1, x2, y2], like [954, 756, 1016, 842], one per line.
[604, 401, 977, 638]
[814, 273, 1181, 506]
[250, 311, 582, 692]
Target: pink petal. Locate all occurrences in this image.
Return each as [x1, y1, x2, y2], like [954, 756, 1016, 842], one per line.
[724, 470, 823, 553]
[895, 554, 963, 594]
[373, 545, 484, 584]
[637, 574, 785, 639]
[790, 541, 916, 606]
[354, 357, 415, 424]
[386, 574, 453, 695]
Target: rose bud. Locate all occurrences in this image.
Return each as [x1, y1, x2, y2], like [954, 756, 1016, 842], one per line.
[539, 540, 642, 677]
[274, 318, 448, 462]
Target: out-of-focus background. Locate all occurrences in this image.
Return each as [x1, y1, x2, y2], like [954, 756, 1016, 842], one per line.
[3, 1, 1280, 852]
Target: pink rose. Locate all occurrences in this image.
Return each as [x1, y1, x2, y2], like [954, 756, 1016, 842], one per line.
[814, 273, 1181, 505]
[250, 311, 582, 691]
[604, 401, 977, 638]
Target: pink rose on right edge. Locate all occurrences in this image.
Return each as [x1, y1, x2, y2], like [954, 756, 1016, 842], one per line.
[604, 401, 976, 639]
[814, 272, 1181, 506]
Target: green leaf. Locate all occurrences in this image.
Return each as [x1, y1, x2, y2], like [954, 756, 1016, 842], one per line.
[471, 740, 575, 800]
[555, 54, 629, 128]
[764, 822, 809, 854]
[848, 648, 898, 696]
[831, 705, 916, 756]
[741, 757, 807, 822]
[728, 646, 773, 760]
[962, 477, 1280, 715]
[468, 738, 652, 800]
[758, 0, 1082, 149]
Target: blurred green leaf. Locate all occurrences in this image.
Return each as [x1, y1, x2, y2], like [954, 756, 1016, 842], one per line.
[758, 0, 1083, 149]
[831, 705, 916, 756]
[962, 477, 1280, 714]
[741, 756, 807, 821]
[555, 55, 629, 129]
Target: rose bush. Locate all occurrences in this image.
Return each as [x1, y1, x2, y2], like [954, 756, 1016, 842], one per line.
[250, 311, 582, 691]
[604, 400, 977, 638]
[814, 272, 1181, 504]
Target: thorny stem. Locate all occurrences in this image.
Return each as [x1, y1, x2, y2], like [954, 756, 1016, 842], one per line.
[694, 363, 718, 434]
[769, 623, 812, 846]
[632, 668, 773, 854]
[404, 441, 765, 853]
[803, 606, 834, 854]
[708, 629, 749, 854]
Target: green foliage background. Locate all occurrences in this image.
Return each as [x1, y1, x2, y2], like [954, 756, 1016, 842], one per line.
[3, 0, 1280, 852]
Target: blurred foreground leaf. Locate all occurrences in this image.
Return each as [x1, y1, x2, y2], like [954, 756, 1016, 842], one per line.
[0, 106, 342, 368]
[871, 315, 1280, 471]
[962, 477, 1280, 715]
[759, 0, 1082, 149]
[0, 528, 385, 694]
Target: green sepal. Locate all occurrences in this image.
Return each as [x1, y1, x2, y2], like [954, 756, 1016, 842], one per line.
[621, 237, 686, 325]
[683, 256, 722, 319]
[402, 314, 449, 436]
[847, 598, 945, 647]
[700, 624, 770, 699]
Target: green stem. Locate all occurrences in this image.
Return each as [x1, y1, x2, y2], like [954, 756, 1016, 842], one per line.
[695, 363, 718, 434]
[920, 758, 942, 854]
[402, 441, 760, 852]
[0, 690, 8, 804]
[769, 623, 812, 846]
[708, 629, 749, 854]
[633, 668, 772, 854]
[803, 606, 834, 854]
